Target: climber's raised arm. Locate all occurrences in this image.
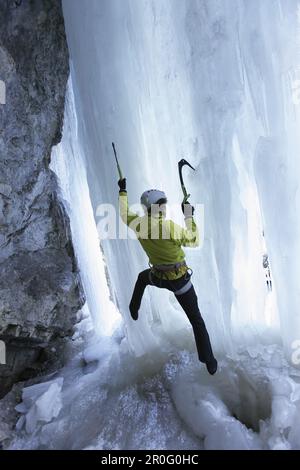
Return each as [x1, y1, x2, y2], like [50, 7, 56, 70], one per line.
[118, 178, 139, 227]
[170, 202, 199, 247]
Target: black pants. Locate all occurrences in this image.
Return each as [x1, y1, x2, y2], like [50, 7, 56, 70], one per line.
[129, 269, 215, 363]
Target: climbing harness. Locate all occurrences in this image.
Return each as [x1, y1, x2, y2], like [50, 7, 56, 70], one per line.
[149, 261, 193, 294]
[152, 261, 187, 274]
[173, 280, 192, 296]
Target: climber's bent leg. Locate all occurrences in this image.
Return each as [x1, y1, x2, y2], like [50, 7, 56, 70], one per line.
[129, 269, 151, 320]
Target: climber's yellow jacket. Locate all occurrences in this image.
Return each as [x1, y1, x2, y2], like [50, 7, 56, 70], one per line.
[119, 191, 199, 279]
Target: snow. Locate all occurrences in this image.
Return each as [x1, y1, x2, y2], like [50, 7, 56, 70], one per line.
[15, 379, 64, 435]
[8, 332, 300, 449]
[8, 0, 300, 450]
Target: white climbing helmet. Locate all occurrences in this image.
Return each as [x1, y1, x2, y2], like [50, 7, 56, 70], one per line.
[140, 189, 167, 210]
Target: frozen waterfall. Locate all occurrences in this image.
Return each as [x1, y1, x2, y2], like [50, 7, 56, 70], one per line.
[61, 0, 300, 355]
[8, 0, 300, 450]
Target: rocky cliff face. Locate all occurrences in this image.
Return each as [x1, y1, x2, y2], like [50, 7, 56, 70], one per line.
[0, 0, 84, 398]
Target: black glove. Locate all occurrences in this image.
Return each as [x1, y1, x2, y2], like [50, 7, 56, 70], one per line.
[181, 201, 195, 218]
[118, 178, 126, 191]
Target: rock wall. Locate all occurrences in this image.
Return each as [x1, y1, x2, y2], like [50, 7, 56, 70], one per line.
[0, 0, 84, 398]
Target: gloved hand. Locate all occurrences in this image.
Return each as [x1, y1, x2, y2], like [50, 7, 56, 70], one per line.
[118, 178, 126, 191]
[181, 201, 195, 218]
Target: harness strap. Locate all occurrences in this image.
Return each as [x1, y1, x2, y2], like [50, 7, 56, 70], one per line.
[152, 261, 187, 273]
[174, 280, 192, 296]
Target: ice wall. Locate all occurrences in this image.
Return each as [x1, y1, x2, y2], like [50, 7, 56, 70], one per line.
[51, 76, 120, 337]
[62, 0, 300, 360]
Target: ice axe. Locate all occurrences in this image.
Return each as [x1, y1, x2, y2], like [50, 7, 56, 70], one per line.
[178, 158, 195, 204]
[112, 142, 123, 180]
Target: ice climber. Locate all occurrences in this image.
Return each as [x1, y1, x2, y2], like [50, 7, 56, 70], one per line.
[118, 178, 218, 375]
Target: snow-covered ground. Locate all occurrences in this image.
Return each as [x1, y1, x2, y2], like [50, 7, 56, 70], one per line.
[7, 313, 300, 450]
